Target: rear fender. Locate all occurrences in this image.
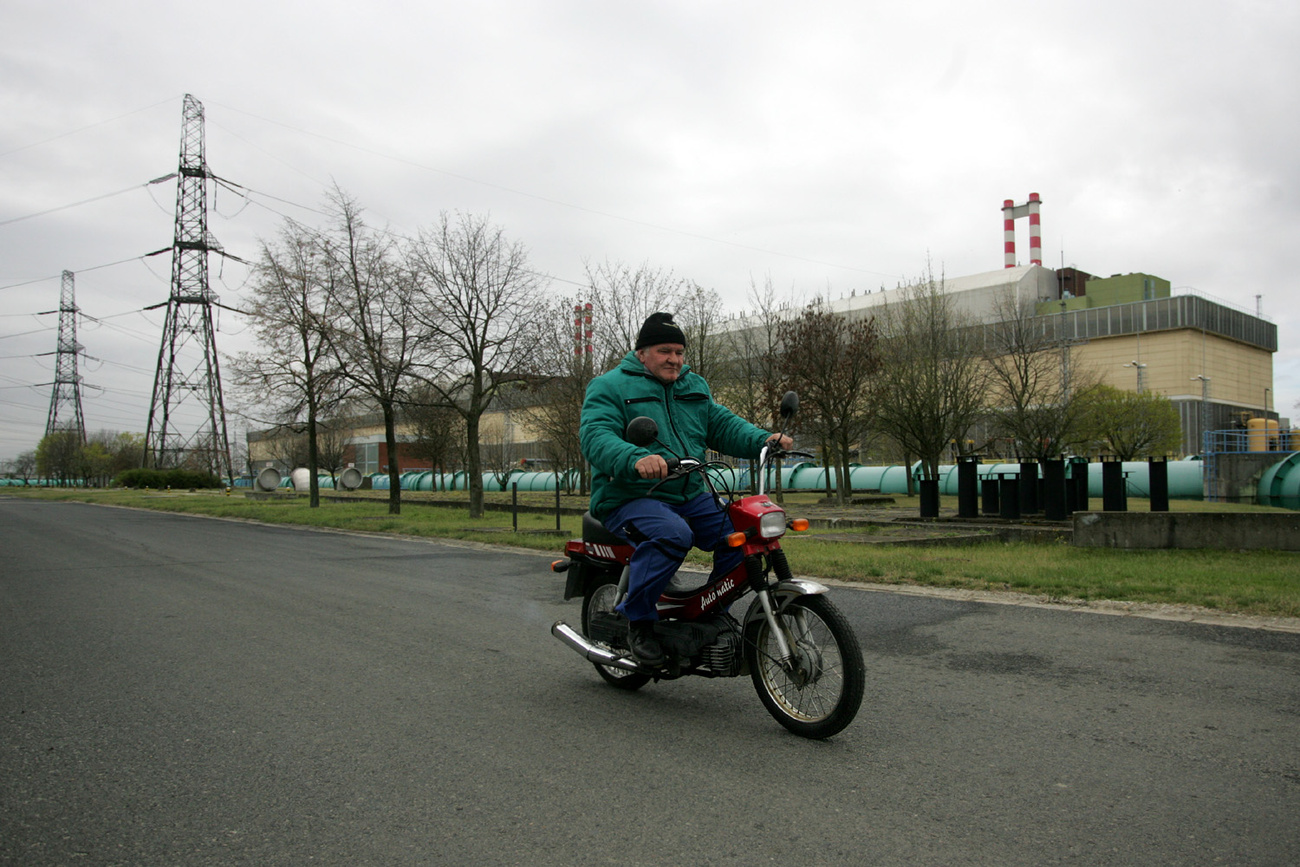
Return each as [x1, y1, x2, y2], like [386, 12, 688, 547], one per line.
[563, 559, 585, 601]
[562, 556, 624, 601]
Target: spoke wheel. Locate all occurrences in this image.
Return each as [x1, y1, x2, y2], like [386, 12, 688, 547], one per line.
[582, 582, 650, 691]
[745, 594, 865, 739]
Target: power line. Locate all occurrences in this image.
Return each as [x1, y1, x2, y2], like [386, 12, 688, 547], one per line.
[0, 248, 171, 292]
[0, 96, 181, 158]
[0, 325, 56, 341]
[207, 98, 902, 281]
[0, 174, 177, 228]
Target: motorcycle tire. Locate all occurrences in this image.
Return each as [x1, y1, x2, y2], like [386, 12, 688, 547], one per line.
[745, 594, 865, 739]
[581, 581, 651, 691]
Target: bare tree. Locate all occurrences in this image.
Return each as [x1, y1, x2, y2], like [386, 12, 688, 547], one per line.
[714, 276, 794, 430]
[710, 278, 794, 495]
[230, 218, 346, 507]
[516, 295, 592, 494]
[404, 384, 467, 488]
[779, 299, 881, 506]
[984, 289, 1097, 459]
[10, 450, 38, 485]
[406, 211, 546, 518]
[872, 265, 989, 486]
[675, 282, 727, 382]
[583, 259, 685, 369]
[259, 424, 310, 472]
[321, 188, 426, 515]
[315, 414, 354, 487]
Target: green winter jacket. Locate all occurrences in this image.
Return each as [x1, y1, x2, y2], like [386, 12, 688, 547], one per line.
[581, 351, 772, 519]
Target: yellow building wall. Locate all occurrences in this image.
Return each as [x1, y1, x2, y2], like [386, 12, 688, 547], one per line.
[1072, 331, 1273, 409]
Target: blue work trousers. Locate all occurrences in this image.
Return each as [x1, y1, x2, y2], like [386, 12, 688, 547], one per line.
[603, 492, 742, 622]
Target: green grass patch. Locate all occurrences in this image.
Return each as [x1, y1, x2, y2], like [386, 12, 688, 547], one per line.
[9, 487, 1298, 619]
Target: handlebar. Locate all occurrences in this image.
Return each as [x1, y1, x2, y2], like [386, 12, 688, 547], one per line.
[646, 456, 702, 494]
[645, 446, 811, 497]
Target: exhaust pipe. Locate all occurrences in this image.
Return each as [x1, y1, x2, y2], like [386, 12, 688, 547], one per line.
[552, 621, 644, 673]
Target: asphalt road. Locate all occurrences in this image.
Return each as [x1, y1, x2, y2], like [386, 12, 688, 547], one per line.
[2, 498, 1297, 866]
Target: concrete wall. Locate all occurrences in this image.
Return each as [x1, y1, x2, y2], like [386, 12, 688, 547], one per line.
[1073, 511, 1300, 550]
[1210, 453, 1289, 503]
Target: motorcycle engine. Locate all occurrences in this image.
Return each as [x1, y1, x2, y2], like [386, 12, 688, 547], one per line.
[698, 627, 744, 677]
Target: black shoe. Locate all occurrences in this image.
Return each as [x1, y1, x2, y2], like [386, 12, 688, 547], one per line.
[627, 620, 665, 667]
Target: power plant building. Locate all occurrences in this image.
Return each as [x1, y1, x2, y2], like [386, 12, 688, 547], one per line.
[826, 263, 1278, 457]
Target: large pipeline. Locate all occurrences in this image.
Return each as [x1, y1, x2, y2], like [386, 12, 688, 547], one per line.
[357, 460, 1205, 499]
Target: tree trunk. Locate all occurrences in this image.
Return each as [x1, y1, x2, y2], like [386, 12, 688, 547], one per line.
[382, 401, 401, 515]
[307, 394, 321, 509]
[835, 431, 851, 507]
[466, 414, 484, 518]
[821, 440, 832, 499]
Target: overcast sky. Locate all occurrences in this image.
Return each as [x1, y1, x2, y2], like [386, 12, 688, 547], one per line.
[2, 0, 1297, 460]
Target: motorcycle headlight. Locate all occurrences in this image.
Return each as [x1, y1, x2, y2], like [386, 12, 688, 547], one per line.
[758, 510, 787, 540]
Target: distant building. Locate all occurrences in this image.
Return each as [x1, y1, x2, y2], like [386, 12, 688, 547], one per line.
[826, 264, 1279, 456]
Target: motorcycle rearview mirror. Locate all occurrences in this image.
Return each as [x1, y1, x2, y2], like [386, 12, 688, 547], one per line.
[779, 391, 799, 419]
[625, 416, 659, 447]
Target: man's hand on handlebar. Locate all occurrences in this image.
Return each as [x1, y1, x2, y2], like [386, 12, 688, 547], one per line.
[766, 434, 794, 452]
[635, 453, 671, 479]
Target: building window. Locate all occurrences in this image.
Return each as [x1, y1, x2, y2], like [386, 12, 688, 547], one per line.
[356, 442, 379, 475]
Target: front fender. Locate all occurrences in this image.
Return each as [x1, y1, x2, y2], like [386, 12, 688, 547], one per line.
[742, 578, 830, 628]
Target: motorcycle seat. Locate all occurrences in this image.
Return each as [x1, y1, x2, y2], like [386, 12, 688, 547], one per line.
[581, 511, 631, 547]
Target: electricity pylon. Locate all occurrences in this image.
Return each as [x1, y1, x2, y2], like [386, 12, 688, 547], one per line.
[143, 93, 233, 481]
[43, 269, 86, 443]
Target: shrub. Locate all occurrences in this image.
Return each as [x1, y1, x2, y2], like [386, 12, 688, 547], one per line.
[116, 468, 221, 489]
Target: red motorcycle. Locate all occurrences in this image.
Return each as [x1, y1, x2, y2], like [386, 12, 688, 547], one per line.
[550, 393, 865, 739]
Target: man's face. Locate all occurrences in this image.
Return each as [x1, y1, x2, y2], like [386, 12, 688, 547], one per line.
[637, 343, 685, 383]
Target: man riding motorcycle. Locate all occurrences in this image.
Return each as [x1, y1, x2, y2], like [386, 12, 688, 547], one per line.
[579, 311, 791, 666]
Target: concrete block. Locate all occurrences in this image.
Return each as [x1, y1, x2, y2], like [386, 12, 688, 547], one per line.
[1072, 511, 1300, 550]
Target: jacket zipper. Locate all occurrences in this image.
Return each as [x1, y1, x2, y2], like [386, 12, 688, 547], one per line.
[661, 379, 693, 497]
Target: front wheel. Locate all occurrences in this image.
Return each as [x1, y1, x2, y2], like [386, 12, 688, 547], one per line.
[582, 581, 651, 691]
[745, 594, 865, 739]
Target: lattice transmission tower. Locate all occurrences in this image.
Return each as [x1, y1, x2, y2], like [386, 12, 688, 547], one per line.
[43, 269, 87, 443]
[143, 94, 233, 480]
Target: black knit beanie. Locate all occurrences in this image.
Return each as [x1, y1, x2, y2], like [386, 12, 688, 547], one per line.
[635, 312, 686, 349]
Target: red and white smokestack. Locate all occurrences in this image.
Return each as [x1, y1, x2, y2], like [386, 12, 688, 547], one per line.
[1003, 199, 1017, 268]
[583, 302, 593, 357]
[1027, 192, 1042, 266]
[1001, 193, 1044, 268]
[573, 304, 583, 357]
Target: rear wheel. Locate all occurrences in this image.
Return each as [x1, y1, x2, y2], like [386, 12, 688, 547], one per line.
[582, 581, 651, 691]
[745, 594, 864, 739]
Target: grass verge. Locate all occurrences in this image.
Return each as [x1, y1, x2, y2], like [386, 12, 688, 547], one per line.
[7, 487, 1298, 620]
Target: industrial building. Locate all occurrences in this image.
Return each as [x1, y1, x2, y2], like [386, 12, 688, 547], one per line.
[826, 262, 1279, 457]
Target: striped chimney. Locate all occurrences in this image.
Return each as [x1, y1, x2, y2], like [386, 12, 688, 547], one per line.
[1003, 199, 1017, 268]
[583, 302, 593, 357]
[1002, 193, 1043, 268]
[1027, 192, 1042, 266]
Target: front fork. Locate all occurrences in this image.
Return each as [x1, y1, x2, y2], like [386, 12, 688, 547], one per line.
[746, 549, 799, 666]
